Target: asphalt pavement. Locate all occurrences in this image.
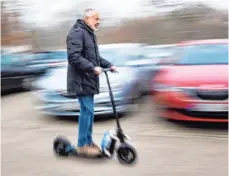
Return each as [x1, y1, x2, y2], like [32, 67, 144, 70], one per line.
[1, 92, 228, 176]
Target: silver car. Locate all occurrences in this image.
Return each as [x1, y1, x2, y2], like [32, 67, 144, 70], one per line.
[31, 43, 158, 117]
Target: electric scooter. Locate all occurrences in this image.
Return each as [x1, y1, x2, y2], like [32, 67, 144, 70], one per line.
[53, 68, 137, 165]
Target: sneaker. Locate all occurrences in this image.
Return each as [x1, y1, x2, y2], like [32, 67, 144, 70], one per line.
[88, 142, 101, 150]
[77, 146, 88, 156]
[77, 146, 101, 157]
[87, 146, 102, 156]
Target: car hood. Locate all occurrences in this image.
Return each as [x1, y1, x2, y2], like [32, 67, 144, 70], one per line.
[155, 65, 228, 88]
[33, 66, 134, 91]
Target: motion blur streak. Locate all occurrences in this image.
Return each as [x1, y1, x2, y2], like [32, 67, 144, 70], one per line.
[1, 0, 228, 176]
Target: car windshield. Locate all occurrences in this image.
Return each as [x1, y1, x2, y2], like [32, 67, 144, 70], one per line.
[99, 48, 142, 66]
[34, 51, 67, 60]
[175, 43, 228, 65]
[1, 53, 34, 66]
[143, 47, 175, 59]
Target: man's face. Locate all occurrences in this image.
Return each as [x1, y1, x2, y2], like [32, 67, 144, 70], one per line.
[85, 11, 100, 31]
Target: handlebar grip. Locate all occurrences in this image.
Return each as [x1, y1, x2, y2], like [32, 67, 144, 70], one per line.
[102, 68, 112, 72]
[102, 68, 119, 73]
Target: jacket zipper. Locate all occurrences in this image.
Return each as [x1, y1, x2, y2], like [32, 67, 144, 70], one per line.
[93, 35, 100, 66]
[93, 35, 100, 92]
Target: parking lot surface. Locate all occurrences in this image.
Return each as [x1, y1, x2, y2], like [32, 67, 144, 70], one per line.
[1, 92, 228, 176]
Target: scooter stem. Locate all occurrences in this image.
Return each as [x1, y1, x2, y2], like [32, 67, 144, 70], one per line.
[104, 71, 122, 130]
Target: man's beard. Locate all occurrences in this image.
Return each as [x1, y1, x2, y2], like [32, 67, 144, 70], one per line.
[93, 25, 99, 31]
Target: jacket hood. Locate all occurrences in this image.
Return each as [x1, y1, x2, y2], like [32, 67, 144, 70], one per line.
[74, 19, 94, 34]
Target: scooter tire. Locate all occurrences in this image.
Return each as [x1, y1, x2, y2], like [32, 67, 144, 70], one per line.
[53, 136, 71, 157]
[117, 143, 137, 165]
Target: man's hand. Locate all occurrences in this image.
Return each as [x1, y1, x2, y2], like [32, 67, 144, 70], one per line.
[110, 65, 117, 72]
[94, 66, 102, 75]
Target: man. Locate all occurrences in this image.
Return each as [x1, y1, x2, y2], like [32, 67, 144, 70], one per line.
[66, 9, 116, 157]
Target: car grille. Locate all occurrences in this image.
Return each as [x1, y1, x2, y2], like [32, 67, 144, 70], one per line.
[169, 108, 228, 120]
[196, 89, 228, 101]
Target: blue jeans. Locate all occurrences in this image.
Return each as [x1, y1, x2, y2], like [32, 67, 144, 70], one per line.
[77, 95, 95, 147]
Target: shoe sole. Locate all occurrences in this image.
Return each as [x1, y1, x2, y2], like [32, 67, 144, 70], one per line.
[71, 150, 103, 158]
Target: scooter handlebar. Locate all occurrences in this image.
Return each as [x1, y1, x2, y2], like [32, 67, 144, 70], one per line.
[102, 68, 119, 73]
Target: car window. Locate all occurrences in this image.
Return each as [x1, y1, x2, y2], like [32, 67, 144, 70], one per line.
[34, 53, 50, 60]
[175, 44, 228, 65]
[34, 51, 67, 60]
[99, 48, 142, 66]
[1, 54, 14, 66]
[49, 51, 67, 60]
[1, 53, 33, 66]
[143, 47, 175, 59]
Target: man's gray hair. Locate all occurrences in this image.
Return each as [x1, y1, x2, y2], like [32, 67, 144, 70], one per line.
[83, 8, 96, 18]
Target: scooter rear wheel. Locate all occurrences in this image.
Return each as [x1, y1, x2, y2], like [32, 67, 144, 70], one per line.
[117, 143, 137, 164]
[53, 136, 71, 157]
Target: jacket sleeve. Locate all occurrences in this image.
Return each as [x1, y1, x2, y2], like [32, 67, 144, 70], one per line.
[99, 56, 113, 68]
[66, 30, 95, 72]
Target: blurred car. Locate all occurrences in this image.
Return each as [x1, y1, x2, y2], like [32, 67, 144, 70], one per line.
[99, 43, 157, 95]
[142, 44, 177, 78]
[29, 50, 67, 68]
[152, 39, 228, 122]
[31, 43, 159, 117]
[143, 44, 176, 64]
[1, 51, 48, 92]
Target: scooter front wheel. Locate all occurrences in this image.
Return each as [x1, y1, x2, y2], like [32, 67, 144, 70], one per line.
[53, 136, 71, 157]
[117, 143, 137, 164]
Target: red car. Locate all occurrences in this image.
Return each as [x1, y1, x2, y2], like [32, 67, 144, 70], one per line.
[152, 39, 228, 122]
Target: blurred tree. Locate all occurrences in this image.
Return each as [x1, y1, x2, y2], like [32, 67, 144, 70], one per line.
[1, 0, 32, 47]
[150, 0, 183, 8]
[29, 1, 228, 50]
[98, 3, 228, 44]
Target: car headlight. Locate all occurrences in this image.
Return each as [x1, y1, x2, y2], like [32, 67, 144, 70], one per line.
[153, 83, 183, 92]
[100, 84, 123, 92]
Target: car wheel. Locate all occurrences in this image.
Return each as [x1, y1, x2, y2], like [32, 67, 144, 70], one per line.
[129, 85, 143, 113]
[22, 77, 34, 90]
[132, 84, 143, 104]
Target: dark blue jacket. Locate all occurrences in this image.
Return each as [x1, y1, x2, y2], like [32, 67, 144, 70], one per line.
[66, 19, 112, 97]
